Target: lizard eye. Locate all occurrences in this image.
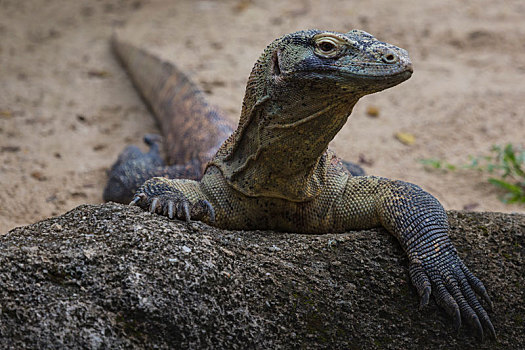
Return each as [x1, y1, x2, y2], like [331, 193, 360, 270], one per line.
[319, 41, 336, 52]
[313, 34, 344, 58]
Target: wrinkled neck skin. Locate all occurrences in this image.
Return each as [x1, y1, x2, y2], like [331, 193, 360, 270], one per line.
[256, 78, 361, 190]
[214, 58, 365, 201]
[264, 76, 361, 164]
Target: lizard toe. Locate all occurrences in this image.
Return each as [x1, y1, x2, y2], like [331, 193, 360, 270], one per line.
[191, 199, 216, 223]
[177, 200, 191, 222]
[150, 198, 160, 213]
[408, 259, 432, 309]
[129, 193, 145, 206]
[167, 201, 175, 219]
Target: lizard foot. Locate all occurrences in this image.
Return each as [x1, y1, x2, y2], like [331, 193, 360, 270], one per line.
[130, 177, 215, 223]
[409, 251, 495, 340]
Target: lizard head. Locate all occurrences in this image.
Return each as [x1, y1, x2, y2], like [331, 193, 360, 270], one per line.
[269, 29, 413, 97]
[235, 29, 413, 130]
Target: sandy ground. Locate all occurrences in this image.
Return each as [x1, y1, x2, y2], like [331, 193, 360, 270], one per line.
[1, 0, 524, 234]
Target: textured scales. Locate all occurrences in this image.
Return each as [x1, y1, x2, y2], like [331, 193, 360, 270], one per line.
[108, 30, 495, 340]
[103, 37, 235, 203]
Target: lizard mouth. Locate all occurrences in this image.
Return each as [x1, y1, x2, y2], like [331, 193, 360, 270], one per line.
[335, 60, 413, 88]
[341, 60, 413, 78]
[276, 60, 413, 94]
[289, 61, 413, 82]
[355, 69, 413, 91]
[360, 68, 413, 81]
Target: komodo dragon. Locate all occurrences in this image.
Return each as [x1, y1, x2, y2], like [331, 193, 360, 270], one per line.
[104, 30, 495, 339]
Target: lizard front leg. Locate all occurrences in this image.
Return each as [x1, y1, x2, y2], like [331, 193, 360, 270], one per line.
[334, 176, 495, 339]
[130, 177, 215, 223]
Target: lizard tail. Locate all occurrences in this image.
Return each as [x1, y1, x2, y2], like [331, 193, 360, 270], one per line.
[111, 34, 234, 167]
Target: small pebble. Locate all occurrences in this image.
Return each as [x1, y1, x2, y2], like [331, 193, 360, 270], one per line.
[31, 171, 47, 181]
[50, 223, 63, 232]
[394, 132, 416, 146]
[366, 105, 380, 117]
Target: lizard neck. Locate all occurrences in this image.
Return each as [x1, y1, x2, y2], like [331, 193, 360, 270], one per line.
[210, 67, 361, 201]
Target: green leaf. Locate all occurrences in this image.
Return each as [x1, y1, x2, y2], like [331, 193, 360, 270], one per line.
[419, 158, 442, 169]
[488, 178, 523, 194]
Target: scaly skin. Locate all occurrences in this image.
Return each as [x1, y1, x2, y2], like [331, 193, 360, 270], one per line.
[115, 30, 495, 339]
[103, 37, 235, 203]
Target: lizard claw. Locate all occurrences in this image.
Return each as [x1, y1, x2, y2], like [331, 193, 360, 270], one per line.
[191, 199, 216, 223]
[408, 247, 496, 340]
[179, 200, 191, 222]
[129, 193, 145, 206]
[408, 259, 431, 309]
[167, 201, 174, 219]
[150, 198, 160, 213]
[461, 263, 494, 311]
[420, 286, 431, 309]
[131, 177, 215, 224]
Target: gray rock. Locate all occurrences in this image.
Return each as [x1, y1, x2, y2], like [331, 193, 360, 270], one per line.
[0, 203, 523, 349]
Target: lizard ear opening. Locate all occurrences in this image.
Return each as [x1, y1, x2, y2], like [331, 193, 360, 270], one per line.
[272, 49, 281, 76]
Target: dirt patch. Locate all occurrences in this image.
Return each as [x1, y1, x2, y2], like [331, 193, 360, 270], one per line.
[1, 0, 524, 233]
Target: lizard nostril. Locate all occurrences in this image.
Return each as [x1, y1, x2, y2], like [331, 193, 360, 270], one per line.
[382, 53, 397, 64]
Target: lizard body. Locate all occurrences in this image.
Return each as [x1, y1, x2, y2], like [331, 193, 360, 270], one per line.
[106, 29, 495, 339]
